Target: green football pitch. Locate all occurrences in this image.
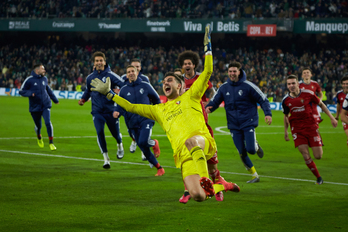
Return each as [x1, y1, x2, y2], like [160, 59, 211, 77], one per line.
[1, 96, 347, 232]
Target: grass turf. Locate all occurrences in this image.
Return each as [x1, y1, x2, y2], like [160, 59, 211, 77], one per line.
[0, 96, 347, 232]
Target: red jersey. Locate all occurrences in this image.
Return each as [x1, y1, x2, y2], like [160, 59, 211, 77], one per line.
[299, 80, 321, 119]
[282, 89, 320, 130]
[336, 90, 348, 110]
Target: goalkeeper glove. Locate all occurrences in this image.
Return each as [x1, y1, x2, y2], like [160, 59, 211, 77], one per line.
[204, 24, 212, 53]
[90, 77, 115, 100]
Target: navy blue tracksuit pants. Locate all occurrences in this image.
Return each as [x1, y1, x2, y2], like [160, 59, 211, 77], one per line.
[93, 112, 122, 153]
[129, 121, 158, 166]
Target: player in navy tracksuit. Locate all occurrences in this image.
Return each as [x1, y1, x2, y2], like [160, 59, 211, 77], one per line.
[206, 62, 272, 183]
[19, 64, 59, 151]
[78, 51, 125, 169]
[115, 65, 165, 176]
[120, 58, 150, 156]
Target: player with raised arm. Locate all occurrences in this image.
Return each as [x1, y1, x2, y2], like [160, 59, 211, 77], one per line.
[90, 25, 240, 202]
[299, 67, 323, 123]
[78, 51, 125, 169]
[282, 75, 337, 184]
[335, 76, 348, 146]
[176, 48, 226, 203]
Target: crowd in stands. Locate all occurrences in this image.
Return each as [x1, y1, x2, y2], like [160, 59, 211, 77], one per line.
[1, 35, 347, 103]
[1, 0, 347, 19]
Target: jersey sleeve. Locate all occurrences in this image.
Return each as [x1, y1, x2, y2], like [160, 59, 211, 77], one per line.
[282, 98, 290, 115]
[343, 94, 348, 111]
[310, 92, 320, 105]
[206, 85, 224, 113]
[81, 77, 91, 101]
[187, 54, 213, 101]
[110, 72, 125, 89]
[19, 77, 33, 97]
[45, 78, 59, 103]
[111, 94, 161, 123]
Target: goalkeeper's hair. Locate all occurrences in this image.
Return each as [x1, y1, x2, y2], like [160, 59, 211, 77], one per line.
[92, 51, 106, 62]
[178, 50, 199, 69]
[164, 72, 184, 85]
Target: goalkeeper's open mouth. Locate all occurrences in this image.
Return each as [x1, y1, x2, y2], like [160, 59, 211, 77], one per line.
[164, 86, 171, 94]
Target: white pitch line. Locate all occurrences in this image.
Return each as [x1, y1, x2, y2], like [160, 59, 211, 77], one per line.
[0, 149, 347, 186]
[0, 130, 339, 140]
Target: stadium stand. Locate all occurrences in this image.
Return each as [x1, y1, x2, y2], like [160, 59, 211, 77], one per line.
[0, 0, 347, 19]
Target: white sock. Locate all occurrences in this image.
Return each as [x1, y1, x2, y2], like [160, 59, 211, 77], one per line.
[103, 152, 110, 163]
[117, 143, 124, 150]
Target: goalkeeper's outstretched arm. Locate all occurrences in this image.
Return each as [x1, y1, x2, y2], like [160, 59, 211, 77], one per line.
[90, 77, 157, 121]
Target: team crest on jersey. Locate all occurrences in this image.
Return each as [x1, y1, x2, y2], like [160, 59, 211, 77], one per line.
[311, 86, 314, 89]
[176, 101, 181, 105]
[102, 77, 107, 82]
[139, 88, 144, 94]
[288, 103, 292, 106]
[343, 99, 348, 108]
[42, 81, 45, 85]
[301, 99, 304, 103]
[238, 90, 243, 96]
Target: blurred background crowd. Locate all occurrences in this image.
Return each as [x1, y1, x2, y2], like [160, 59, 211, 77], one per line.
[0, 0, 347, 19]
[1, 33, 347, 103]
[0, 0, 347, 104]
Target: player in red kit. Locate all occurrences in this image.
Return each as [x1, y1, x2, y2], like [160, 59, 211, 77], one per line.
[177, 50, 225, 203]
[335, 76, 348, 146]
[299, 67, 323, 124]
[282, 75, 337, 185]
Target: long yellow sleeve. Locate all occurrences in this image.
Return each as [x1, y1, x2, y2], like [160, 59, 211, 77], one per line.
[188, 54, 213, 100]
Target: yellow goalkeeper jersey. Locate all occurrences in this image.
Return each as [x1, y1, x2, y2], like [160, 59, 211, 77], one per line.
[111, 54, 216, 167]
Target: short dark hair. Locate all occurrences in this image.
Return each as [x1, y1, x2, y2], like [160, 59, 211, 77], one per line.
[33, 64, 43, 70]
[178, 50, 199, 69]
[130, 58, 141, 64]
[174, 68, 182, 74]
[126, 65, 138, 72]
[302, 67, 312, 74]
[287, 74, 298, 81]
[341, 76, 348, 83]
[92, 51, 106, 62]
[228, 62, 241, 70]
[164, 72, 183, 84]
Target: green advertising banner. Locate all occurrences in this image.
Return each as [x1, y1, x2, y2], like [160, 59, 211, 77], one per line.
[0, 19, 246, 33]
[294, 19, 348, 34]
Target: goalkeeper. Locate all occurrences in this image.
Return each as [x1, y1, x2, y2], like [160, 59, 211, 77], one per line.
[90, 25, 240, 202]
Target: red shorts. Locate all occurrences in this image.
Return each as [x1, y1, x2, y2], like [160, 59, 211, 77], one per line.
[343, 122, 348, 131]
[206, 122, 219, 164]
[291, 127, 322, 148]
